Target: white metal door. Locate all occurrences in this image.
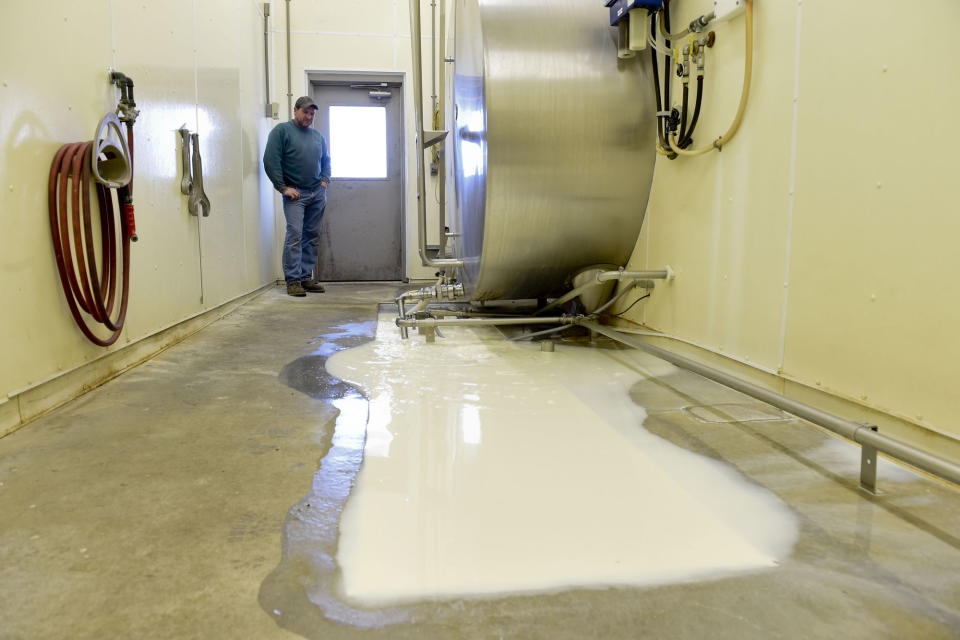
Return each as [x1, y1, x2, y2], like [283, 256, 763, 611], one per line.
[311, 81, 404, 281]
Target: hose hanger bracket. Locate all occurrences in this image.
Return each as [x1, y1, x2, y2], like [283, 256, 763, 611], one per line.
[91, 112, 131, 189]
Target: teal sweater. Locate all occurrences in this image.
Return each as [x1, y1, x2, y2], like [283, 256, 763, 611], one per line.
[263, 121, 331, 192]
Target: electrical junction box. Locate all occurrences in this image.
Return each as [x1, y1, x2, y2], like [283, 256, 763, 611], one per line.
[606, 0, 663, 26]
[713, 0, 746, 21]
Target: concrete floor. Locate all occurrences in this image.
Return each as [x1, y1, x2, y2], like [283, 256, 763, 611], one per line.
[1, 283, 959, 639]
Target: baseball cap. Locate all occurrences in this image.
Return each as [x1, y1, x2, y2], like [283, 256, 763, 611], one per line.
[294, 96, 318, 110]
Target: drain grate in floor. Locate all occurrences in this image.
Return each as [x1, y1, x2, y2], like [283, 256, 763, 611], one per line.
[683, 403, 792, 424]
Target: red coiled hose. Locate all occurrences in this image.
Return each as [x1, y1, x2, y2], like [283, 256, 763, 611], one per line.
[47, 122, 136, 347]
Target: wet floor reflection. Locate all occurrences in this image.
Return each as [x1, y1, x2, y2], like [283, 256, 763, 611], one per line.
[262, 319, 415, 631]
[277, 321, 376, 401]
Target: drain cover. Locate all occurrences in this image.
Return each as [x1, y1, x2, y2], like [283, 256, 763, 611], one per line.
[683, 403, 791, 424]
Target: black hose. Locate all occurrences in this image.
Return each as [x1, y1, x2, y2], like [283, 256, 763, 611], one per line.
[680, 75, 704, 148]
[612, 294, 651, 317]
[650, 17, 665, 149]
[663, 0, 672, 135]
[678, 83, 689, 144]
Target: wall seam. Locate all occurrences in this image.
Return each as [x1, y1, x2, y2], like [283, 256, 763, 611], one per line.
[777, 0, 803, 373]
[109, 0, 117, 70]
[240, 3, 250, 285]
[192, 0, 205, 304]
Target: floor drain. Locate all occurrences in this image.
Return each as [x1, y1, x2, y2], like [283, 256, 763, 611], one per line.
[683, 403, 791, 424]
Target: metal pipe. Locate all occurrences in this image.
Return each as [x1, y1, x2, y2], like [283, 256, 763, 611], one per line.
[597, 269, 669, 282]
[578, 319, 960, 488]
[508, 324, 577, 342]
[285, 0, 292, 118]
[537, 269, 670, 315]
[263, 3, 271, 116]
[431, 309, 535, 318]
[398, 316, 574, 329]
[437, 0, 448, 258]
[431, 0, 437, 114]
[409, 0, 464, 269]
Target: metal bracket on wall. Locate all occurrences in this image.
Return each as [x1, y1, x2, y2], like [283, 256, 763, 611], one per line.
[187, 132, 211, 217]
[859, 424, 880, 495]
[421, 129, 448, 149]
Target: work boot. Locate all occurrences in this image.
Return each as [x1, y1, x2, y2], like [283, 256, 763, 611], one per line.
[302, 280, 325, 293]
[287, 282, 306, 297]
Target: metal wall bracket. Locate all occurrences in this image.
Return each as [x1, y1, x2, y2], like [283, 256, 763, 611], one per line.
[860, 424, 880, 495]
[422, 130, 448, 149]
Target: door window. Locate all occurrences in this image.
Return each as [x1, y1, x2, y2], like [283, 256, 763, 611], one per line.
[328, 105, 387, 179]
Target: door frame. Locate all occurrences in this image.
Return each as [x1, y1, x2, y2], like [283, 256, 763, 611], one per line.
[305, 70, 407, 281]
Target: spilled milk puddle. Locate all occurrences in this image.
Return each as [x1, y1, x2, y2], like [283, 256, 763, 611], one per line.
[261, 313, 798, 632]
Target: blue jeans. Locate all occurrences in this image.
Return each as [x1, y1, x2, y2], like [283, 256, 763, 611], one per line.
[282, 186, 327, 285]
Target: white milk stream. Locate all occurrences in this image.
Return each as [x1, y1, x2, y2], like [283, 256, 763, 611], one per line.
[326, 314, 797, 605]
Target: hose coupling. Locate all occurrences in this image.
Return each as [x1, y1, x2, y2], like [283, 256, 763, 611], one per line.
[689, 11, 715, 33]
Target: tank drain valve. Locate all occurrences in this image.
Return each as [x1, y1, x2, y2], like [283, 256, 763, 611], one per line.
[405, 282, 464, 302]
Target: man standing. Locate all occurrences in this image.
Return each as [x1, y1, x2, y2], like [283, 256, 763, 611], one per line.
[263, 96, 332, 297]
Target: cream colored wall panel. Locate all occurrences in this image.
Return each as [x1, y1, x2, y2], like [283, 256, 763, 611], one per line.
[0, 0, 117, 394]
[1, 0, 276, 407]
[284, 0, 396, 35]
[196, 3, 250, 305]
[113, 0, 205, 338]
[630, 0, 796, 372]
[241, 4, 281, 286]
[292, 32, 397, 75]
[783, 0, 960, 435]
